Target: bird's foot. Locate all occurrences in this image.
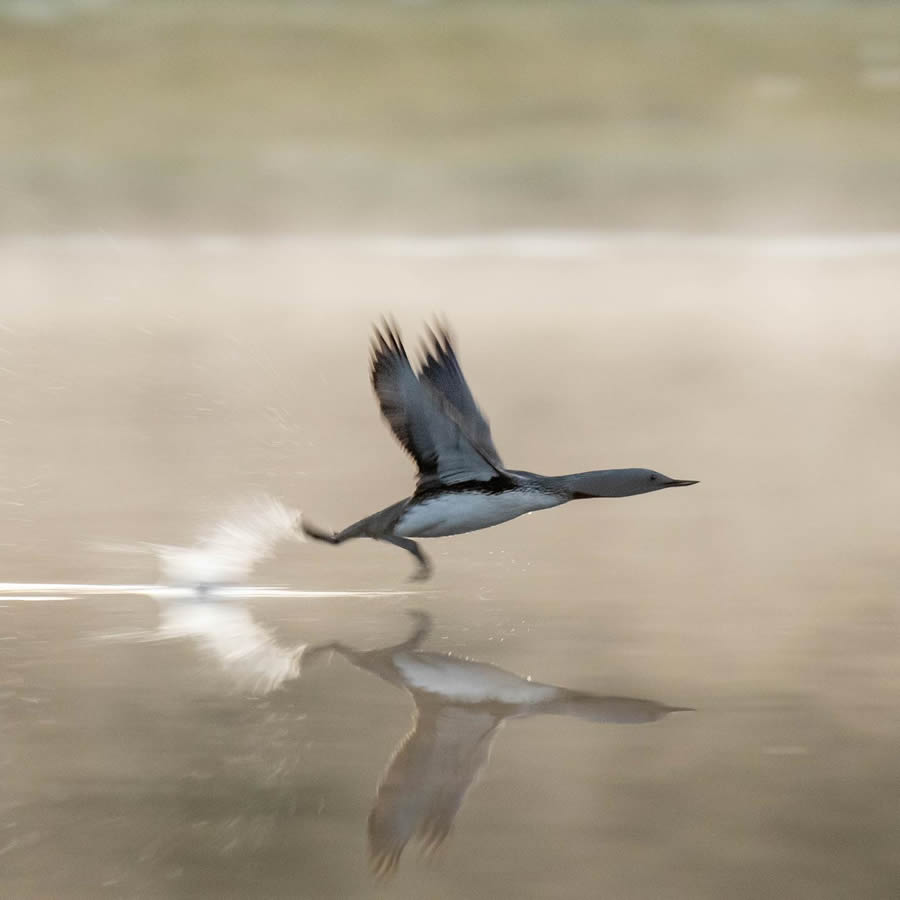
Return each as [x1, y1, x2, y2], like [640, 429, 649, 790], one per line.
[299, 517, 339, 545]
[408, 560, 432, 582]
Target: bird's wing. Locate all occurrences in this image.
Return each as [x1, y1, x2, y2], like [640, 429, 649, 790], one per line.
[367, 704, 500, 877]
[370, 323, 505, 490]
[418, 325, 504, 469]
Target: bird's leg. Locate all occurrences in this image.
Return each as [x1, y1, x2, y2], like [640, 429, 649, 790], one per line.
[302, 515, 431, 580]
[397, 610, 432, 649]
[300, 640, 346, 668]
[381, 535, 432, 582]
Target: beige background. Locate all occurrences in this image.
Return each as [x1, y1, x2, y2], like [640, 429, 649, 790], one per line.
[1, 2, 899, 898]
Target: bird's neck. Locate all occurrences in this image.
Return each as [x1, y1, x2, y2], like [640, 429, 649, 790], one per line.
[544, 470, 635, 499]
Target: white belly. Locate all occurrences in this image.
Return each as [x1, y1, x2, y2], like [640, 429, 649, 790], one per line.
[394, 652, 559, 704]
[394, 489, 563, 538]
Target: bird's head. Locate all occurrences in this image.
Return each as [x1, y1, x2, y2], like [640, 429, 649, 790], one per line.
[562, 694, 694, 724]
[569, 468, 699, 498]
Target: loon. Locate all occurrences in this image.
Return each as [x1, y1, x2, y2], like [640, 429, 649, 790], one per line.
[302, 322, 698, 579]
[302, 610, 691, 876]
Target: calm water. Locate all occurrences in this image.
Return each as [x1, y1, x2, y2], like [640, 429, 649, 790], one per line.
[1, 236, 899, 898]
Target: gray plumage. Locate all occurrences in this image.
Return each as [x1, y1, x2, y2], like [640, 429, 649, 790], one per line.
[369, 322, 503, 489]
[302, 322, 698, 579]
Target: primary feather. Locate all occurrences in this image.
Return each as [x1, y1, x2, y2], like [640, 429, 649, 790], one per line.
[418, 324, 503, 469]
[370, 322, 505, 491]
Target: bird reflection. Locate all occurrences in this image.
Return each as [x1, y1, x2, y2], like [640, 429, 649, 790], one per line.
[303, 611, 692, 876]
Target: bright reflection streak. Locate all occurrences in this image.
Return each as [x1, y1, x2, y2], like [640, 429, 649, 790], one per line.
[0, 584, 416, 599]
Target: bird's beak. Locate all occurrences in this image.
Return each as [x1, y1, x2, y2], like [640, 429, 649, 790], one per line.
[665, 479, 699, 488]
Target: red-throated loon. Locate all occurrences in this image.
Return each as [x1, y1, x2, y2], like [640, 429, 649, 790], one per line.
[301, 322, 698, 579]
[302, 610, 691, 876]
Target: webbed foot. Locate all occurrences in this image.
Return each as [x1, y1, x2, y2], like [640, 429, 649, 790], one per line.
[300, 517, 339, 545]
[408, 558, 432, 582]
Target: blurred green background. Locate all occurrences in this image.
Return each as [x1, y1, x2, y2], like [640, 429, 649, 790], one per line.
[2, 0, 899, 233]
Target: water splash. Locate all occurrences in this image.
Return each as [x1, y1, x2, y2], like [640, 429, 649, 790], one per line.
[2, 496, 421, 693]
[152, 496, 302, 587]
[99, 496, 307, 693]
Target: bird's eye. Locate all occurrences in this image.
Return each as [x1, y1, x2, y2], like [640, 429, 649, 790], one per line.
[649, 475, 657, 481]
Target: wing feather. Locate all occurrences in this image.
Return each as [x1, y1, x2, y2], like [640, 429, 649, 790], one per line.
[367, 705, 499, 876]
[370, 321, 505, 490]
[418, 325, 503, 469]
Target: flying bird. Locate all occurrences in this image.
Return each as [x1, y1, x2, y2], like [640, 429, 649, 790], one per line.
[302, 610, 691, 876]
[302, 322, 697, 579]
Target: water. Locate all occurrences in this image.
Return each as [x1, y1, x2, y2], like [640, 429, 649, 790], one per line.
[1, 236, 898, 898]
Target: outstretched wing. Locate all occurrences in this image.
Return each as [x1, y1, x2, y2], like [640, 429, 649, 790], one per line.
[418, 325, 503, 469]
[370, 323, 505, 490]
[367, 704, 500, 877]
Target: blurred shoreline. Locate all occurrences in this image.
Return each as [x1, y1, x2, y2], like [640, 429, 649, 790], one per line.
[5, 229, 900, 258]
[2, 0, 898, 233]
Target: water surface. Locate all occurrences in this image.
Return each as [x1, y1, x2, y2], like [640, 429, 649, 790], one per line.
[1, 236, 898, 898]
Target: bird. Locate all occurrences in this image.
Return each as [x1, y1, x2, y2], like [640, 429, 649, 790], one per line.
[302, 610, 691, 876]
[301, 321, 698, 579]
